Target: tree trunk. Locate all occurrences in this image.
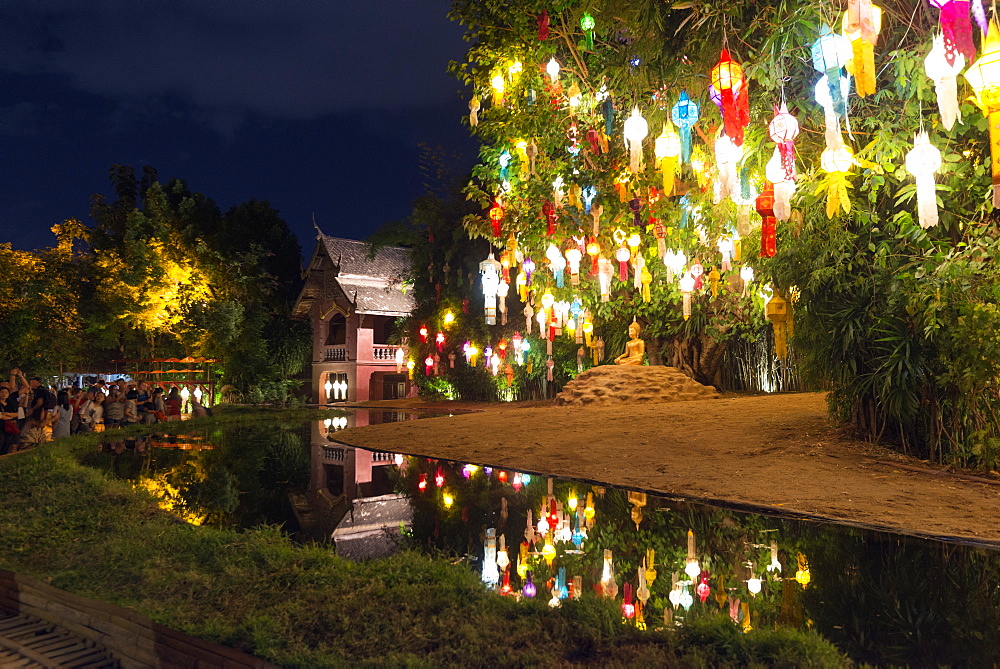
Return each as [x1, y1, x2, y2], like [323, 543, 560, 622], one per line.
[668, 330, 731, 387]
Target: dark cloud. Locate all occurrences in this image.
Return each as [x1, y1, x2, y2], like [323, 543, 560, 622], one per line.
[0, 0, 467, 121]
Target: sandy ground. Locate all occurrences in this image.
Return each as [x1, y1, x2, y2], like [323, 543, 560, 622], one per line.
[333, 392, 1000, 546]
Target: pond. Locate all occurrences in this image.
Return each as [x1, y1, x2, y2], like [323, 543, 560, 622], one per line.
[88, 410, 1000, 665]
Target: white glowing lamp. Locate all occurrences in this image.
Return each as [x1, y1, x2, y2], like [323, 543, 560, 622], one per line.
[180, 386, 190, 402]
[482, 528, 500, 586]
[546, 57, 560, 82]
[821, 143, 854, 173]
[740, 266, 754, 283]
[747, 576, 762, 595]
[541, 291, 555, 309]
[926, 34, 965, 131]
[564, 247, 582, 284]
[714, 134, 742, 202]
[496, 535, 510, 571]
[765, 147, 796, 222]
[905, 131, 942, 229]
[623, 106, 649, 173]
[684, 560, 701, 578]
[767, 541, 781, 573]
[324, 379, 333, 396]
[663, 249, 687, 282]
[490, 74, 505, 105]
[678, 587, 694, 610]
[394, 346, 404, 372]
[193, 386, 203, 403]
[679, 272, 696, 320]
[537, 513, 550, 535]
[768, 104, 800, 144]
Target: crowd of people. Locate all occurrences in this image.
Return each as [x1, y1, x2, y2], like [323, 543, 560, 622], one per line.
[0, 368, 208, 455]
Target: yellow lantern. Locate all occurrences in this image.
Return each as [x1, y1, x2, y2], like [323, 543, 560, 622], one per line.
[654, 121, 682, 194]
[766, 292, 791, 360]
[842, 4, 882, 97]
[964, 20, 1000, 208]
[820, 141, 854, 217]
[795, 552, 811, 587]
[490, 73, 506, 105]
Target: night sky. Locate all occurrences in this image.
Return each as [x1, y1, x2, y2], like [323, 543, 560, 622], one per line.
[0, 0, 477, 257]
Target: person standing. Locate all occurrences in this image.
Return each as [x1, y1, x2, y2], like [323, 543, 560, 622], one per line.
[165, 387, 182, 421]
[0, 387, 19, 455]
[51, 391, 72, 439]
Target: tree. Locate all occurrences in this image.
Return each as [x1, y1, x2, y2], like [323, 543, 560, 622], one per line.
[444, 0, 1000, 466]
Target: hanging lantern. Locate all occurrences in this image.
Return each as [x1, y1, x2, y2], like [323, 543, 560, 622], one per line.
[671, 91, 700, 163]
[679, 272, 695, 320]
[696, 576, 710, 603]
[419, 325, 428, 343]
[768, 103, 799, 181]
[795, 552, 812, 587]
[435, 332, 445, 352]
[614, 245, 631, 282]
[468, 96, 480, 126]
[710, 50, 750, 144]
[546, 57, 560, 83]
[640, 265, 652, 302]
[926, 34, 966, 131]
[815, 74, 852, 149]
[765, 147, 795, 222]
[747, 572, 762, 596]
[766, 292, 791, 360]
[812, 25, 853, 119]
[767, 541, 782, 574]
[623, 106, 649, 173]
[718, 237, 734, 271]
[601, 549, 618, 598]
[482, 528, 500, 586]
[522, 571, 537, 598]
[684, 529, 700, 578]
[489, 198, 504, 237]
[496, 535, 510, 572]
[707, 267, 721, 298]
[929, 0, 976, 65]
[663, 249, 687, 284]
[905, 131, 942, 229]
[740, 266, 754, 295]
[537, 10, 549, 40]
[621, 583, 636, 619]
[654, 121, 682, 194]
[490, 72, 505, 106]
[480, 253, 502, 324]
[820, 142, 855, 217]
[565, 247, 582, 285]
[580, 12, 596, 50]
[756, 183, 777, 258]
[714, 134, 743, 203]
[842, 4, 883, 97]
[964, 20, 1000, 207]
[395, 346, 405, 373]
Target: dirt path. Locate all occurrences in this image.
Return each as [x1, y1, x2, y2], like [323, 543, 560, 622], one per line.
[334, 392, 1000, 545]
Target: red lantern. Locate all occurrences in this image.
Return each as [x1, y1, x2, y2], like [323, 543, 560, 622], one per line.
[424, 356, 434, 376]
[435, 332, 445, 352]
[710, 49, 750, 145]
[418, 474, 428, 491]
[586, 238, 601, 275]
[622, 583, 636, 619]
[537, 10, 549, 40]
[498, 470, 509, 484]
[757, 183, 777, 258]
[697, 575, 710, 603]
[489, 199, 504, 238]
[543, 201, 557, 235]
[419, 326, 429, 343]
[435, 468, 445, 487]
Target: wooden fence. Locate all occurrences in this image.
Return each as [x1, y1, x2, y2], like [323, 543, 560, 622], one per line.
[0, 569, 276, 668]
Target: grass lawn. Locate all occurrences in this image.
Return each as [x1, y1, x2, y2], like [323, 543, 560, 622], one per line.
[0, 409, 848, 667]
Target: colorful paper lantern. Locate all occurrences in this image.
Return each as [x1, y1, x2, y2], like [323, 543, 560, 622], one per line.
[766, 292, 791, 360]
[710, 50, 750, 145]
[654, 121, 682, 194]
[964, 20, 1000, 207]
[714, 134, 743, 203]
[671, 91, 699, 163]
[820, 142, 855, 217]
[480, 253, 502, 324]
[756, 183, 777, 258]
[812, 25, 852, 119]
[925, 34, 965, 131]
[842, 3, 883, 97]
[768, 103, 799, 181]
[679, 272, 695, 320]
[580, 12, 596, 50]
[623, 106, 649, 173]
[905, 131, 942, 229]
[684, 529, 700, 578]
[929, 0, 976, 65]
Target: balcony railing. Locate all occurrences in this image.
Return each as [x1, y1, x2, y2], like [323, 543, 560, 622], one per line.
[372, 346, 396, 361]
[371, 451, 395, 462]
[322, 446, 346, 461]
[324, 347, 347, 362]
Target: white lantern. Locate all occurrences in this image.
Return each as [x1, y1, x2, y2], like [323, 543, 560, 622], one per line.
[546, 58, 560, 82]
[925, 34, 965, 131]
[679, 273, 696, 320]
[820, 143, 854, 173]
[747, 576, 762, 595]
[714, 134, 743, 203]
[905, 131, 942, 229]
[623, 106, 649, 173]
[815, 75, 852, 148]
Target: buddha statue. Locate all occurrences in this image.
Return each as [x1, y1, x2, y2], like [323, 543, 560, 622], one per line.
[613, 319, 645, 365]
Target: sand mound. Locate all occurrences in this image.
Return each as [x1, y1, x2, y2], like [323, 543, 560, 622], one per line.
[554, 365, 720, 406]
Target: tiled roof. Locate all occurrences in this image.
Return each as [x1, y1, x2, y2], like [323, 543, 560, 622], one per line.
[321, 236, 411, 280]
[337, 278, 415, 316]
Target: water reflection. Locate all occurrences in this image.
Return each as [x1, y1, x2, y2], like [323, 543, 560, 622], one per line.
[86, 411, 1000, 664]
[396, 456, 1000, 666]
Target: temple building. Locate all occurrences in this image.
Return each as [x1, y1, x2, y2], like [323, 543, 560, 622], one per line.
[292, 233, 414, 403]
